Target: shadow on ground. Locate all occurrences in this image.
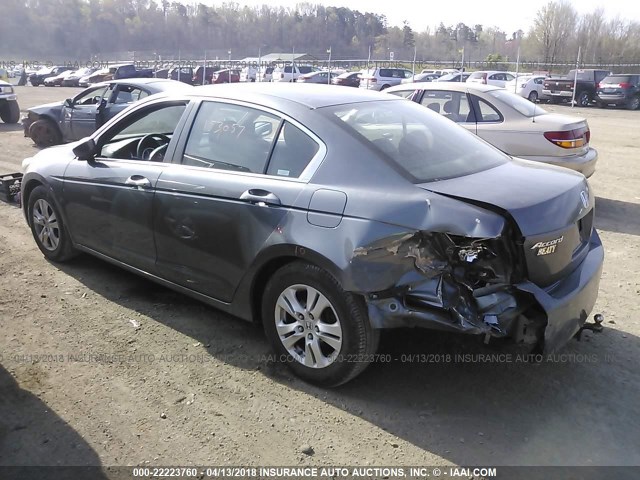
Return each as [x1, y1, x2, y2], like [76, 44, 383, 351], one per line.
[55, 254, 640, 469]
[595, 196, 640, 236]
[0, 363, 112, 479]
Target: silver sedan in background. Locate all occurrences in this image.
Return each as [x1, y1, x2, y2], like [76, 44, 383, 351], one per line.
[387, 82, 597, 177]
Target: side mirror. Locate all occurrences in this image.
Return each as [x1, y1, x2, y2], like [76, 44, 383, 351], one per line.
[64, 98, 73, 107]
[72, 138, 97, 161]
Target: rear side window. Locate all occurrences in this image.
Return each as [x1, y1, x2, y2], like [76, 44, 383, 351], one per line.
[379, 69, 392, 78]
[284, 66, 292, 73]
[473, 97, 502, 122]
[266, 122, 319, 178]
[183, 101, 280, 173]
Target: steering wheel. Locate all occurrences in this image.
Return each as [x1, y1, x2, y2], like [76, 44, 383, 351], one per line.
[136, 134, 171, 160]
[148, 144, 169, 162]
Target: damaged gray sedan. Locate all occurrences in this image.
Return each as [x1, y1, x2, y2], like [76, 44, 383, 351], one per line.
[21, 84, 604, 386]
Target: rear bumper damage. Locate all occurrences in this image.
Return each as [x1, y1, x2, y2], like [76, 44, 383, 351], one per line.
[363, 229, 604, 353]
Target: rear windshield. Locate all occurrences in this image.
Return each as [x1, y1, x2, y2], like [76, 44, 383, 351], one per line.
[601, 75, 633, 84]
[568, 70, 594, 81]
[298, 66, 313, 74]
[325, 100, 508, 183]
[488, 89, 548, 117]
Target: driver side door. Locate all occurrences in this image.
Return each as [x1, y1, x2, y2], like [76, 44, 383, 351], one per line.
[63, 100, 191, 273]
[61, 85, 110, 141]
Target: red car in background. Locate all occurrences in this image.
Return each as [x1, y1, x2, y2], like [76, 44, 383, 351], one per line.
[211, 69, 240, 84]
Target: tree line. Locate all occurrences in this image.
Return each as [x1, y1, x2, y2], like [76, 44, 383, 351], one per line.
[2, 0, 640, 71]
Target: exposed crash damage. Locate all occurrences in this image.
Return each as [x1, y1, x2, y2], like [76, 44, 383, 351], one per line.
[352, 181, 604, 354]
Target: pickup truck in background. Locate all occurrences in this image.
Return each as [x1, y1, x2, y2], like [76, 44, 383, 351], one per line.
[542, 69, 611, 107]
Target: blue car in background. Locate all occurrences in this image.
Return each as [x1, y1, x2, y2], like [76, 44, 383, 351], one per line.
[22, 78, 191, 147]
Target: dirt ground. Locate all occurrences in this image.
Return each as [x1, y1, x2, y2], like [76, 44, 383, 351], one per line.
[0, 85, 639, 471]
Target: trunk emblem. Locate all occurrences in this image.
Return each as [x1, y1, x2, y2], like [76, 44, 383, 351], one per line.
[580, 190, 589, 208]
[532, 236, 564, 256]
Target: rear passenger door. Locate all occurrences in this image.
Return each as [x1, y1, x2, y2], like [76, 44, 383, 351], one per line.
[153, 100, 324, 302]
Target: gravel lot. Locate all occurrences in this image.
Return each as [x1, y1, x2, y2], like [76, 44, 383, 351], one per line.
[1, 85, 639, 471]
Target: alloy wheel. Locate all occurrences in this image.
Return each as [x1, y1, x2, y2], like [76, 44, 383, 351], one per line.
[32, 199, 60, 251]
[274, 284, 343, 368]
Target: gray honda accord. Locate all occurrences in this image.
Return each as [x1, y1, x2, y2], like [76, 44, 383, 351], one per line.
[21, 83, 604, 386]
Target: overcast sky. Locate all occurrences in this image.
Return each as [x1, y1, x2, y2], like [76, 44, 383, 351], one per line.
[214, 0, 640, 35]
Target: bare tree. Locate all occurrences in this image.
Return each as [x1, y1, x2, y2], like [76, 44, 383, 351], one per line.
[531, 0, 577, 69]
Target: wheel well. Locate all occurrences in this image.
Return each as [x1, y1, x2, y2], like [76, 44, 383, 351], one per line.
[250, 256, 307, 324]
[21, 179, 43, 221]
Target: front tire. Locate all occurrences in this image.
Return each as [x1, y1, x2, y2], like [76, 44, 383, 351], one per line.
[29, 119, 62, 147]
[0, 100, 20, 123]
[262, 262, 380, 387]
[27, 186, 77, 262]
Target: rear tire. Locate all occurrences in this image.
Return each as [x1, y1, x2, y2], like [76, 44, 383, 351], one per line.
[0, 100, 20, 124]
[576, 91, 591, 107]
[262, 261, 380, 387]
[27, 185, 77, 262]
[380, 84, 390, 90]
[528, 91, 538, 103]
[29, 119, 62, 147]
[626, 96, 640, 110]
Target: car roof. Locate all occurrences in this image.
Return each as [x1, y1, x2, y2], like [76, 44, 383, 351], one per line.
[185, 83, 398, 109]
[91, 78, 192, 91]
[386, 82, 501, 94]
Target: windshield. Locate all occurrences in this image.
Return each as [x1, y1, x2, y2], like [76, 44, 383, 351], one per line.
[437, 73, 462, 81]
[325, 100, 508, 183]
[488, 89, 548, 117]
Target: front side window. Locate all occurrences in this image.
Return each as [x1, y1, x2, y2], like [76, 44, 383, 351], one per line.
[98, 102, 188, 160]
[327, 99, 507, 183]
[74, 86, 109, 106]
[183, 102, 280, 174]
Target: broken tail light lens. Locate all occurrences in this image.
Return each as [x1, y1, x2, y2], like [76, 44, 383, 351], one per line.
[543, 127, 590, 149]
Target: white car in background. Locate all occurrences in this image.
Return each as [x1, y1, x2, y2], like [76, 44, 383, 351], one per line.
[358, 67, 414, 91]
[505, 74, 550, 103]
[385, 82, 597, 177]
[271, 65, 317, 82]
[239, 66, 257, 82]
[420, 68, 459, 77]
[467, 70, 516, 88]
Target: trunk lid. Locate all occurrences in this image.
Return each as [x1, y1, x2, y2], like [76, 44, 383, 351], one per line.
[420, 160, 594, 287]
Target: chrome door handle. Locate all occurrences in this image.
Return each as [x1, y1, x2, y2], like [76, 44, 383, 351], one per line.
[125, 175, 152, 189]
[240, 189, 281, 206]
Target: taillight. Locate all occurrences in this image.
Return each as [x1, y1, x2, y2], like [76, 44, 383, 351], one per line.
[618, 82, 632, 88]
[544, 127, 590, 149]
